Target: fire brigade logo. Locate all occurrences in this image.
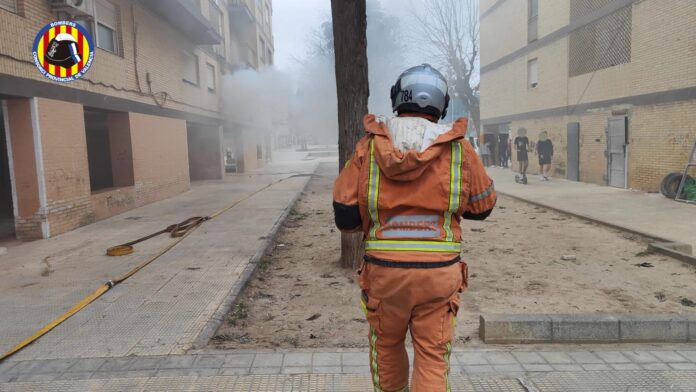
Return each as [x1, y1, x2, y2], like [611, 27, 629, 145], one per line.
[32, 21, 94, 83]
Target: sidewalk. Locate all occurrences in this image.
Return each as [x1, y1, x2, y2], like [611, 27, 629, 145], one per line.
[487, 167, 696, 251]
[0, 157, 317, 362]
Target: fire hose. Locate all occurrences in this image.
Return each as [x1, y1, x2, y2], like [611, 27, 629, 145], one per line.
[0, 175, 305, 362]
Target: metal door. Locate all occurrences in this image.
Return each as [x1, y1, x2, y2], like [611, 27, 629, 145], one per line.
[566, 122, 580, 181]
[607, 117, 627, 188]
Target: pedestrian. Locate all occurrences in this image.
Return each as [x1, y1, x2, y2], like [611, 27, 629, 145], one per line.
[499, 135, 509, 168]
[332, 64, 497, 392]
[514, 127, 530, 182]
[479, 137, 490, 167]
[537, 131, 554, 181]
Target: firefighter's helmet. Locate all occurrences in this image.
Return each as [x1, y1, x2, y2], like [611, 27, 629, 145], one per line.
[391, 64, 450, 120]
[45, 33, 81, 68]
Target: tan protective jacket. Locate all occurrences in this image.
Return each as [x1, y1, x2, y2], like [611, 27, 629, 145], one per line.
[333, 114, 497, 264]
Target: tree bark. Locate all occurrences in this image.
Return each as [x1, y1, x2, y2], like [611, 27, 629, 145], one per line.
[331, 0, 369, 269]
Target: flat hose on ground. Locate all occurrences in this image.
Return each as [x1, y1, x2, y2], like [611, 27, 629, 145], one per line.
[0, 175, 306, 362]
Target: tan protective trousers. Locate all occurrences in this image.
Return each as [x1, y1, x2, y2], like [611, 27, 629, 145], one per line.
[359, 261, 467, 392]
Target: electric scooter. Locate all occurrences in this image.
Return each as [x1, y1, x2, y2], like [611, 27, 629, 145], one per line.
[515, 174, 528, 184]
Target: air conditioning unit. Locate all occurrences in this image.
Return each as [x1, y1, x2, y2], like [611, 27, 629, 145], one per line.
[49, 0, 93, 17]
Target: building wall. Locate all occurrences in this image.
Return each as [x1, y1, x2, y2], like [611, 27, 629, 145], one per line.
[481, 0, 696, 192]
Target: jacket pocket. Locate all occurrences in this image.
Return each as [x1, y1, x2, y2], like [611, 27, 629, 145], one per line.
[459, 261, 469, 292]
[357, 262, 369, 290]
[361, 290, 382, 334]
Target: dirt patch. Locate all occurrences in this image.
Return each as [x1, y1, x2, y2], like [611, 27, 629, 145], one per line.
[211, 162, 696, 349]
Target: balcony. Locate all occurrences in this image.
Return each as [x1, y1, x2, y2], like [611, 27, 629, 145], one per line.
[142, 0, 222, 45]
[229, 0, 254, 25]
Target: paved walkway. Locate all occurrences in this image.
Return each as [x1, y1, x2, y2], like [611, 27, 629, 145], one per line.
[487, 167, 696, 251]
[0, 157, 317, 361]
[1, 347, 696, 390]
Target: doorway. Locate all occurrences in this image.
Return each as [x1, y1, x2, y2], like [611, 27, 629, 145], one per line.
[607, 116, 628, 188]
[0, 103, 15, 239]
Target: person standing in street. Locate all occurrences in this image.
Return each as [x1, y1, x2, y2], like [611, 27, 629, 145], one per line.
[514, 127, 530, 181]
[499, 135, 509, 168]
[479, 137, 490, 167]
[537, 131, 554, 181]
[332, 64, 497, 392]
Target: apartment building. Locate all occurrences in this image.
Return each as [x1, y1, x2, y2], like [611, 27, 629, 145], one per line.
[480, 0, 696, 191]
[0, 0, 273, 240]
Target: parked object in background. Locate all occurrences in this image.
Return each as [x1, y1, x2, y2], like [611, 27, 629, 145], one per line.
[675, 141, 696, 204]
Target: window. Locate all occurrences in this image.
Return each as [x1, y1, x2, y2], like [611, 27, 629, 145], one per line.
[95, 0, 120, 54]
[183, 52, 200, 85]
[206, 63, 216, 92]
[0, 0, 16, 13]
[208, 1, 223, 35]
[528, 58, 539, 88]
[528, 0, 538, 43]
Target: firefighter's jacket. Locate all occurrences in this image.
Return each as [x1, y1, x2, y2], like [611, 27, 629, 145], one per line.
[333, 114, 497, 264]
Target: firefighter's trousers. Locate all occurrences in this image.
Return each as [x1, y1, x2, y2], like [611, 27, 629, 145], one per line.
[359, 260, 467, 392]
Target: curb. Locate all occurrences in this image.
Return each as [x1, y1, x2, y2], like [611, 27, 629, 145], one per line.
[481, 313, 696, 344]
[190, 165, 318, 349]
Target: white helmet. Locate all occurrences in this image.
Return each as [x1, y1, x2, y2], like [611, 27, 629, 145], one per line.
[390, 64, 450, 120]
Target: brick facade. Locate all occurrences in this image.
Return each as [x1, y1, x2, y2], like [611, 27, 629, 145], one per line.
[481, 0, 696, 192]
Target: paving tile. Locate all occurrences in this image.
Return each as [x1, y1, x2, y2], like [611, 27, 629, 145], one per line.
[342, 352, 366, 366]
[676, 351, 696, 362]
[610, 363, 641, 371]
[0, 361, 17, 375]
[68, 358, 108, 372]
[522, 364, 554, 372]
[192, 354, 225, 368]
[595, 351, 631, 363]
[222, 354, 254, 368]
[581, 364, 611, 371]
[668, 363, 696, 370]
[219, 367, 250, 375]
[512, 352, 545, 364]
[127, 356, 164, 370]
[622, 351, 659, 363]
[97, 357, 135, 372]
[283, 353, 312, 367]
[92, 370, 156, 379]
[492, 364, 524, 373]
[6, 360, 46, 374]
[342, 366, 370, 374]
[461, 365, 494, 374]
[313, 353, 341, 366]
[539, 352, 574, 364]
[455, 352, 489, 365]
[551, 364, 583, 372]
[282, 366, 311, 374]
[252, 353, 283, 368]
[158, 355, 196, 369]
[567, 351, 604, 364]
[484, 352, 517, 365]
[11, 373, 60, 382]
[60, 372, 95, 380]
[250, 367, 281, 375]
[650, 351, 688, 362]
[641, 363, 671, 371]
[313, 366, 342, 373]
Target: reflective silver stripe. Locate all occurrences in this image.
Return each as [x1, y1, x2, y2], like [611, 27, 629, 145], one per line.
[470, 182, 495, 203]
[444, 142, 462, 241]
[367, 140, 381, 240]
[365, 240, 462, 253]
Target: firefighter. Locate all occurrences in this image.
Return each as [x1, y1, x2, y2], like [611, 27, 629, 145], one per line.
[333, 64, 497, 392]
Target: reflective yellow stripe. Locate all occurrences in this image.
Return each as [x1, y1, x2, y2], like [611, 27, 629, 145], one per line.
[444, 341, 452, 392]
[365, 240, 461, 253]
[367, 140, 381, 240]
[444, 142, 462, 241]
[361, 298, 382, 391]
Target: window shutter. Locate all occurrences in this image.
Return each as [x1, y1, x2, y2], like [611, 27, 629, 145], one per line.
[96, 0, 118, 28]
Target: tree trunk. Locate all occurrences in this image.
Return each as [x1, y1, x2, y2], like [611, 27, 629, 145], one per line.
[331, 0, 369, 269]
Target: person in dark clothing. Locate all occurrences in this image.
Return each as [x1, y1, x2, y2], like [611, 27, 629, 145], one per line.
[498, 135, 509, 168]
[537, 131, 554, 181]
[514, 128, 530, 180]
